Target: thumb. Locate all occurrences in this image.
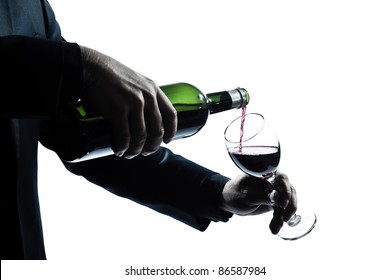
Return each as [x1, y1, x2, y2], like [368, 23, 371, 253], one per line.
[267, 190, 279, 206]
[269, 207, 284, 235]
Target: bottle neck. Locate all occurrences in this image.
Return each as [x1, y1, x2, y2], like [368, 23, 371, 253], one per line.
[207, 87, 250, 114]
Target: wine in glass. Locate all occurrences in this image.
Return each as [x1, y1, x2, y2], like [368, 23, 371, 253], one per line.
[224, 112, 316, 240]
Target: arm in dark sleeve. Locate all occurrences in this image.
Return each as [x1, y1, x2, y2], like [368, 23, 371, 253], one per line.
[63, 147, 233, 231]
[0, 35, 83, 118]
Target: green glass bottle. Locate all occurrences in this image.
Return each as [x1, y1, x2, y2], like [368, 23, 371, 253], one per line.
[46, 83, 250, 162]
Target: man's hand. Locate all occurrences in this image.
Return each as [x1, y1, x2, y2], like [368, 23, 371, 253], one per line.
[220, 172, 297, 235]
[79, 46, 177, 159]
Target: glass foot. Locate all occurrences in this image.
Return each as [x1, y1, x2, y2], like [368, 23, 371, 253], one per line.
[277, 211, 317, 240]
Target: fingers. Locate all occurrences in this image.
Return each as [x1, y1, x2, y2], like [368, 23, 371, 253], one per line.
[156, 87, 177, 144]
[108, 88, 148, 158]
[273, 172, 292, 209]
[137, 85, 177, 155]
[123, 103, 147, 159]
[267, 189, 279, 206]
[137, 84, 177, 156]
[269, 207, 284, 234]
[114, 84, 177, 159]
[80, 48, 177, 160]
[274, 172, 298, 222]
[222, 174, 280, 216]
[221, 172, 298, 237]
[109, 112, 131, 156]
[138, 87, 164, 156]
[282, 185, 297, 222]
[269, 172, 298, 234]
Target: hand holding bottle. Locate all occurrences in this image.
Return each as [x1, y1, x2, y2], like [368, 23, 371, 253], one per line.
[220, 172, 297, 235]
[79, 46, 177, 159]
[47, 81, 249, 162]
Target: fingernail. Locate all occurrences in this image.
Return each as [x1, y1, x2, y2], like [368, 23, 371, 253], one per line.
[268, 193, 276, 204]
[115, 151, 124, 157]
[142, 150, 157, 157]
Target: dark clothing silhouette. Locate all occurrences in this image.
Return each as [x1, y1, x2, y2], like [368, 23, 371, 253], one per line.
[0, 0, 231, 260]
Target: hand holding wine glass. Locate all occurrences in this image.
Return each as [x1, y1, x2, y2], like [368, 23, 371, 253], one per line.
[224, 112, 316, 240]
[221, 171, 298, 235]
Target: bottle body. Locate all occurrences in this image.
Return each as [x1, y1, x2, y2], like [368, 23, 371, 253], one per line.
[162, 83, 210, 139]
[45, 83, 249, 162]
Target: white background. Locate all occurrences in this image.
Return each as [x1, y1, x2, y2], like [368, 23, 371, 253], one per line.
[2, 0, 390, 279]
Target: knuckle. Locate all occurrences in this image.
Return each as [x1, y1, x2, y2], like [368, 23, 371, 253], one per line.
[132, 133, 147, 145]
[143, 80, 159, 97]
[154, 126, 165, 139]
[146, 127, 164, 141]
[131, 92, 145, 108]
[168, 107, 177, 119]
[111, 136, 130, 154]
[143, 89, 156, 102]
[276, 172, 289, 181]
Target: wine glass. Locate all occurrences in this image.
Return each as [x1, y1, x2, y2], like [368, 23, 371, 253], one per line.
[224, 112, 316, 240]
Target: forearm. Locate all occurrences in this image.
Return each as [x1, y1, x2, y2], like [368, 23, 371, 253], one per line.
[63, 147, 232, 231]
[0, 35, 83, 117]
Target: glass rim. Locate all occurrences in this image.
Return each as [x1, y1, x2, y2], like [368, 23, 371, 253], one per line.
[224, 112, 265, 144]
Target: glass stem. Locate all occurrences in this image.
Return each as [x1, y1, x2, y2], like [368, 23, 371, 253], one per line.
[287, 213, 301, 227]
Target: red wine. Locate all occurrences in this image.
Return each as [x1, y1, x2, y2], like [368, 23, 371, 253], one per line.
[239, 105, 246, 152]
[228, 145, 280, 177]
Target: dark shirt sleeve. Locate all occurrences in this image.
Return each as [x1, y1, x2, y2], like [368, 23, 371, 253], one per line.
[63, 147, 233, 231]
[0, 35, 83, 118]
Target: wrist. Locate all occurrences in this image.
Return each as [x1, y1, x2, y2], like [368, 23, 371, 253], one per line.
[79, 45, 96, 99]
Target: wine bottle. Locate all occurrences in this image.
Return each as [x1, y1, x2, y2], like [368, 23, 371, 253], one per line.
[46, 82, 250, 162]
